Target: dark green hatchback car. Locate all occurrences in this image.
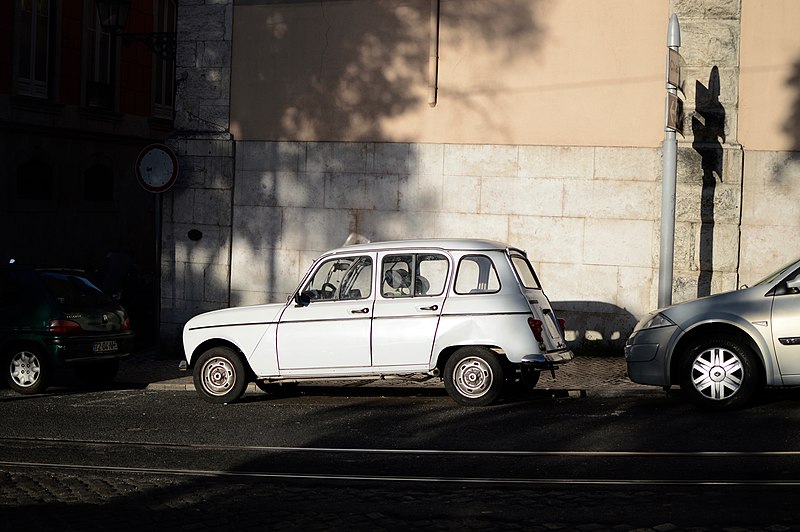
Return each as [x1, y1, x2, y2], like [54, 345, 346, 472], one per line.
[0, 264, 135, 394]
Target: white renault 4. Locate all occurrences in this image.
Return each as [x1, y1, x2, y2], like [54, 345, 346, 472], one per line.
[182, 239, 573, 406]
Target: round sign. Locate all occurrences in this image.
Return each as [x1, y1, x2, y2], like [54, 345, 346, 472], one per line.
[135, 143, 178, 193]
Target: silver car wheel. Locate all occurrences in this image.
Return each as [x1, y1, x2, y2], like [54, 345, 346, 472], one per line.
[10, 350, 42, 388]
[199, 356, 237, 397]
[452, 356, 493, 398]
[690, 347, 743, 401]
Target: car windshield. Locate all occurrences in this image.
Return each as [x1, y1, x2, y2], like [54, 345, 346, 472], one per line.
[751, 258, 800, 287]
[39, 272, 114, 307]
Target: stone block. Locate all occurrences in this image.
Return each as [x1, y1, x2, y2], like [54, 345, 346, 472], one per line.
[203, 263, 231, 304]
[509, 215, 585, 264]
[399, 172, 443, 212]
[682, 66, 739, 111]
[672, 0, 740, 19]
[197, 41, 232, 68]
[168, 223, 231, 265]
[280, 207, 355, 251]
[617, 266, 657, 318]
[678, 20, 739, 67]
[537, 262, 619, 304]
[675, 182, 741, 224]
[306, 142, 368, 173]
[744, 150, 800, 188]
[409, 143, 444, 175]
[741, 181, 800, 226]
[193, 188, 232, 225]
[369, 143, 411, 174]
[231, 246, 301, 296]
[584, 219, 654, 268]
[237, 141, 303, 172]
[739, 225, 800, 285]
[693, 221, 740, 273]
[233, 205, 283, 250]
[443, 144, 518, 177]
[178, 5, 230, 41]
[594, 147, 659, 181]
[564, 180, 657, 220]
[517, 145, 594, 179]
[235, 170, 325, 209]
[441, 175, 481, 214]
[171, 188, 195, 223]
[326, 173, 401, 211]
[481, 177, 564, 217]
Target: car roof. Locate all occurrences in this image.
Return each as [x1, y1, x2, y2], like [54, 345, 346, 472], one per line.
[324, 238, 519, 255]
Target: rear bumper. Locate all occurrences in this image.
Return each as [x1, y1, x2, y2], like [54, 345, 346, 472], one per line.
[521, 349, 574, 369]
[44, 331, 136, 365]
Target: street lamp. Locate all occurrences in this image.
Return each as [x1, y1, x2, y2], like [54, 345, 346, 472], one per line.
[94, 0, 176, 60]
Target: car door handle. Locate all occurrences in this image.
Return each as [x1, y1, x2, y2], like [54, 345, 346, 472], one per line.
[351, 307, 370, 314]
[418, 305, 439, 311]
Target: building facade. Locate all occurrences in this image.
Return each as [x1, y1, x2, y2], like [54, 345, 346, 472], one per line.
[160, 0, 800, 353]
[1, 0, 177, 346]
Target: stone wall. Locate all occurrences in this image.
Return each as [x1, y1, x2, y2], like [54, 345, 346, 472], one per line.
[231, 141, 660, 348]
[160, 0, 235, 351]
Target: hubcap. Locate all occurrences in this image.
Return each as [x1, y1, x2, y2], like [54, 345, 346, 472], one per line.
[201, 357, 236, 397]
[452, 356, 493, 398]
[691, 347, 743, 401]
[9, 351, 41, 388]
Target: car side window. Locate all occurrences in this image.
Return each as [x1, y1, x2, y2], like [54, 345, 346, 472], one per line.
[381, 253, 448, 298]
[301, 256, 372, 302]
[455, 255, 501, 294]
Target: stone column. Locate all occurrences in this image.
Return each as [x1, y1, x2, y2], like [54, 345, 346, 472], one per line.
[670, 0, 743, 302]
[160, 0, 235, 354]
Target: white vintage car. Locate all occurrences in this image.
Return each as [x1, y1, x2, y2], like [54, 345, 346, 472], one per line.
[182, 239, 573, 406]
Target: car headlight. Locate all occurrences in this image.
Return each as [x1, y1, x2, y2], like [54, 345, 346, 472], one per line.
[636, 312, 676, 332]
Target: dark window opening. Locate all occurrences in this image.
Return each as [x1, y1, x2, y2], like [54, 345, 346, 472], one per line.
[16, 160, 54, 201]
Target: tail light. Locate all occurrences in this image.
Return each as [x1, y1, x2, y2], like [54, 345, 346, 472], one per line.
[49, 320, 82, 334]
[123, 317, 132, 331]
[527, 317, 543, 342]
[558, 318, 566, 334]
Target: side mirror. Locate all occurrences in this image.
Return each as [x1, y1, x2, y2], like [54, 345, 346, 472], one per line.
[786, 275, 800, 293]
[294, 291, 311, 307]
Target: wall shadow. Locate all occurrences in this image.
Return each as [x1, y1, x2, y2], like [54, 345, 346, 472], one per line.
[551, 301, 638, 354]
[692, 66, 725, 298]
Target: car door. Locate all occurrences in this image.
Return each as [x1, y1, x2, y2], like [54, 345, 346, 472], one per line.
[371, 252, 449, 367]
[771, 272, 800, 376]
[277, 254, 375, 370]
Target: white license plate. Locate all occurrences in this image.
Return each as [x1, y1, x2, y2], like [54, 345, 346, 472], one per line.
[93, 340, 118, 353]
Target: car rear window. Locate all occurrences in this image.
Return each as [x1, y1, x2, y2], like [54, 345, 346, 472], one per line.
[455, 255, 501, 294]
[38, 273, 113, 307]
[510, 254, 541, 290]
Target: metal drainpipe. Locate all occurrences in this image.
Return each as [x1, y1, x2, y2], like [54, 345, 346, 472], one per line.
[428, 0, 440, 107]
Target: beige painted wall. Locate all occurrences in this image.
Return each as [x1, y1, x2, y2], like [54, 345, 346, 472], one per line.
[739, 0, 800, 151]
[230, 0, 667, 148]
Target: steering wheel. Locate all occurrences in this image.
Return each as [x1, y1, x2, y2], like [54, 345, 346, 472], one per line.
[321, 282, 336, 299]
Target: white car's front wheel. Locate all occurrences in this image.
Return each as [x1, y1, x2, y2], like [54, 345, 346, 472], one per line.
[193, 347, 249, 404]
[443, 347, 504, 406]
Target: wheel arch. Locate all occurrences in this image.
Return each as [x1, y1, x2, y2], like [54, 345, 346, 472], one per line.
[435, 344, 507, 374]
[669, 322, 767, 386]
[190, 339, 253, 377]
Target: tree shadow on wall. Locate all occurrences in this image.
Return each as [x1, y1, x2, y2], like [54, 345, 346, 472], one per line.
[692, 66, 725, 298]
[776, 56, 800, 182]
[232, 0, 545, 140]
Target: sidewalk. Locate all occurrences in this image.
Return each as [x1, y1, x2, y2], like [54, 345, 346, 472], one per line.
[116, 351, 658, 398]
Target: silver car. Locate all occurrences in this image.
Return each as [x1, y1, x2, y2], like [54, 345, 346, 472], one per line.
[626, 258, 800, 409]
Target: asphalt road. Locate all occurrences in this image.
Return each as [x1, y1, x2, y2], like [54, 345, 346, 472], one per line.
[2, 386, 800, 530]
